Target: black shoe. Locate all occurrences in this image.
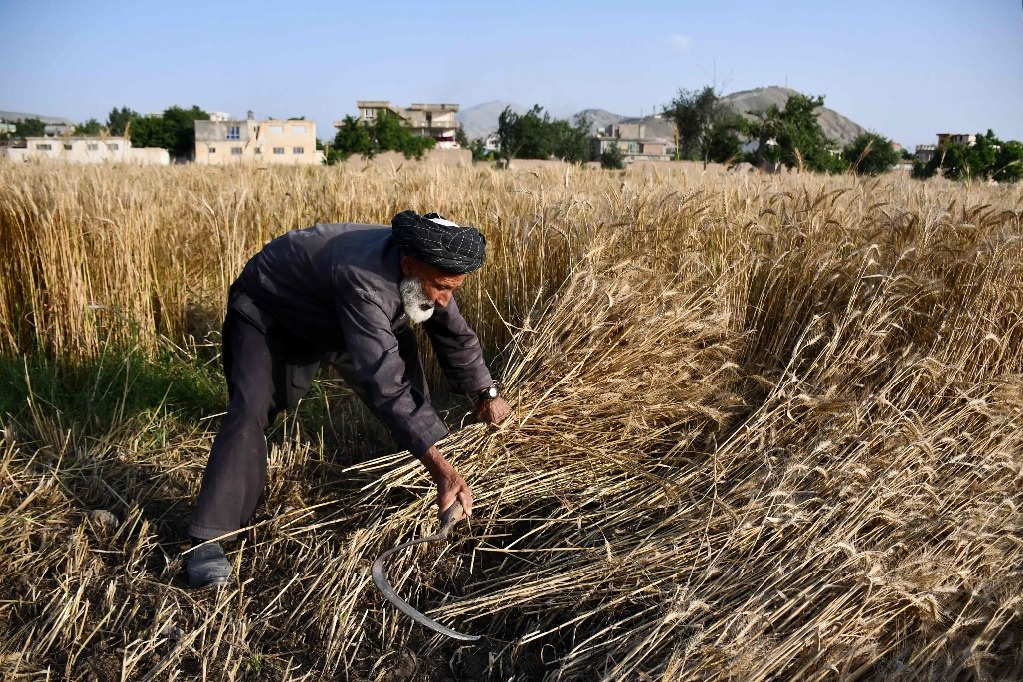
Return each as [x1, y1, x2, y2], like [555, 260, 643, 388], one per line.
[187, 541, 233, 588]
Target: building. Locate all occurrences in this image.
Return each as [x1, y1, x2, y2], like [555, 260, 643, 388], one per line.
[937, 133, 976, 147]
[194, 116, 322, 165]
[915, 133, 976, 165]
[0, 137, 169, 164]
[340, 101, 462, 149]
[915, 144, 936, 164]
[484, 132, 501, 154]
[590, 123, 672, 163]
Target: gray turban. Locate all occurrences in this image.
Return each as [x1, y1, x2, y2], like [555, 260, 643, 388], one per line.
[391, 210, 486, 274]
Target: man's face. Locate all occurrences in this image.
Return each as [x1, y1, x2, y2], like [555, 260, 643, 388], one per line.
[400, 257, 467, 312]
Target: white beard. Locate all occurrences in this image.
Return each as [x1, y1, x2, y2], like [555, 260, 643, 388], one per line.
[400, 276, 435, 325]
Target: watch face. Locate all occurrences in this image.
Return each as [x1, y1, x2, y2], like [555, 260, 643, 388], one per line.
[483, 386, 498, 399]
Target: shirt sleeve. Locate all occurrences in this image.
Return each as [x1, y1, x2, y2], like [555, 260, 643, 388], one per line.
[423, 296, 494, 397]
[335, 290, 449, 457]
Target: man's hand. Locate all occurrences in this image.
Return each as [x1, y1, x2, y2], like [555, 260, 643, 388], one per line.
[474, 396, 512, 425]
[419, 445, 473, 519]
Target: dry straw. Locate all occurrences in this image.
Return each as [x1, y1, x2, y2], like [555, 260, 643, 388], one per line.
[1, 160, 1023, 680]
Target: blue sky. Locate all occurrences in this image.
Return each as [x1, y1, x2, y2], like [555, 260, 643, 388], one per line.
[2, 0, 1021, 148]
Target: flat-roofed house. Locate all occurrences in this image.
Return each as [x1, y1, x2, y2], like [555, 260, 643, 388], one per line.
[590, 123, 671, 163]
[194, 116, 323, 165]
[0, 137, 169, 164]
[937, 133, 976, 147]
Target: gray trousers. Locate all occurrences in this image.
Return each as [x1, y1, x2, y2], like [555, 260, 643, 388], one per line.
[188, 304, 427, 541]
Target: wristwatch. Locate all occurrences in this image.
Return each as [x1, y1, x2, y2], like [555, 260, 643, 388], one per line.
[477, 386, 499, 401]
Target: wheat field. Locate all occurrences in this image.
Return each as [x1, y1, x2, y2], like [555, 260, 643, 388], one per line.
[1, 160, 1023, 681]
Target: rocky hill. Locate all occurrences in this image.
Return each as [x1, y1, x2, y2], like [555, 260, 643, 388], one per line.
[0, 110, 74, 124]
[721, 86, 867, 146]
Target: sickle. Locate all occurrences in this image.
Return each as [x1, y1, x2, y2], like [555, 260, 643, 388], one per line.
[371, 502, 481, 641]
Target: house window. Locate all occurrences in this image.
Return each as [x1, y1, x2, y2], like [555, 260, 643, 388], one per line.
[227, 125, 240, 140]
[292, 147, 304, 154]
[269, 125, 283, 134]
[64, 144, 73, 150]
[627, 142, 639, 154]
[273, 147, 284, 155]
[254, 147, 262, 154]
[109, 143, 120, 151]
[87, 143, 99, 151]
[365, 109, 375, 119]
[292, 125, 305, 135]
[36, 143, 52, 150]
[231, 147, 243, 155]
[209, 146, 216, 153]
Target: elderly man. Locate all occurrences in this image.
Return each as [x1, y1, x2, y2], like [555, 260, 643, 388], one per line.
[186, 210, 511, 588]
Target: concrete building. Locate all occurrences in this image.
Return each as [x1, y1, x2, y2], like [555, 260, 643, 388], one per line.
[937, 133, 976, 147]
[194, 116, 323, 165]
[342, 101, 462, 149]
[590, 123, 672, 163]
[915, 144, 937, 164]
[0, 137, 169, 164]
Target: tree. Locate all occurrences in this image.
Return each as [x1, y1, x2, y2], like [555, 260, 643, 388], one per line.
[330, 115, 374, 161]
[16, 118, 46, 137]
[454, 127, 469, 149]
[123, 105, 208, 159]
[129, 115, 174, 151]
[665, 86, 722, 163]
[993, 140, 1023, 183]
[498, 105, 555, 161]
[843, 131, 900, 176]
[468, 138, 489, 163]
[161, 105, 210, 159]
[549, 114, 591, 164]
[328, 111, 435, 163]
[76, 118, 104, 136]
[106, 106, 140, 137]
[600, 141, 625, 170]
[496, 105, 589, 164]
[741, 93, 844, 174]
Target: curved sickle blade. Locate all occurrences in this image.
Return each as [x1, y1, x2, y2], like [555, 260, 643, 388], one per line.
[371, 503, 481, 642]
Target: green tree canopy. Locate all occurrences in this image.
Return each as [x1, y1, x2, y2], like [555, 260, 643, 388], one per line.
[843, 131, 900, 176]
[15, 118, 46, 137]
[497, 105, 590, 164]
[549, 114, 591, 164]
[162, 105, 210, 159]
[106, 106, 140, 137]
[327, 111, 435, 163]
[740, 93, 845, 174]
[994, 140, 1023, 184]
[600, 141, 625, 170]
[128, 115, 175, 151]
[120, 105, 208, 159]
[76, 118, 104, 136]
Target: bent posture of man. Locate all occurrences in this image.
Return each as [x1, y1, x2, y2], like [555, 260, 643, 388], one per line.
[186, 210, 512, 587]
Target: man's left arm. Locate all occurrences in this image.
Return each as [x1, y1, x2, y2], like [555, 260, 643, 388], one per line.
[423, 297, 511, 425]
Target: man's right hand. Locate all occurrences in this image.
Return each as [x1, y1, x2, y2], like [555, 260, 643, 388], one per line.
[418, 445, 474, 519]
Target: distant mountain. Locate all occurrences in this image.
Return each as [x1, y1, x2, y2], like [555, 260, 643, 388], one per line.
[0, 110, 74, 125]
[574, 109, 626, 133]
[721, 86, 867, 146]
[456, 101, 528, 140]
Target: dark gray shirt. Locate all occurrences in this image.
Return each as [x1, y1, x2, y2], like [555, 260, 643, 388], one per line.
[237, 222, 493, 456]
